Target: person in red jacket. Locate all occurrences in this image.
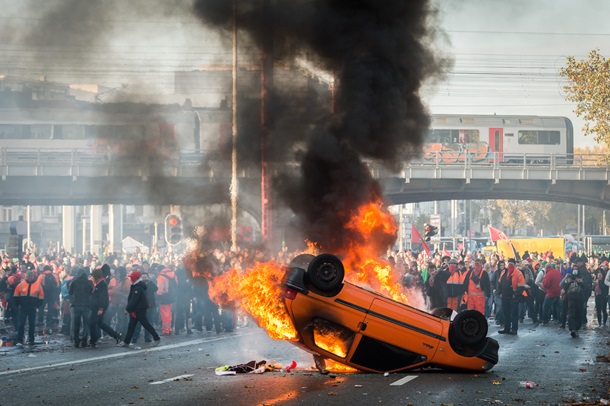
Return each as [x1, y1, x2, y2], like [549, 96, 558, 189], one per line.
[14, 271, 44, 345]
[541, 263, 562, 325]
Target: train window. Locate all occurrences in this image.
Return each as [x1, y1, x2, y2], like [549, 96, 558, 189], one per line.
[0, 125, 22, 139]
[31, 125, 53, 139]
[518, 130, 560, 145]
[505, 133, 514, 137]
[427, 129, 479, 144]
[518, 131, 537, 144]
[55, 125, 84, 140]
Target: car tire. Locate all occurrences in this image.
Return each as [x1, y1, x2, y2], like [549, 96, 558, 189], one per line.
[450, 310, 488, 346]
[307, 254, 345, 292]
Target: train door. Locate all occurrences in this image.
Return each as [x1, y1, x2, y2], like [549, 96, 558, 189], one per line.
[489, 128, 503, 162]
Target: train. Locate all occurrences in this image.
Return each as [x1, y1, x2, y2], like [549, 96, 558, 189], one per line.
[0, 101, 231, 157]
[423, 114, 574, 164]
[0, 101, 574, 164]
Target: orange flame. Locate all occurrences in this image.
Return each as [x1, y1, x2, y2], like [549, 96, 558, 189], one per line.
[188, 194, 424, 365]
[325, 360, 358, 373]
[208, 262, 298, 341]
[342, 198, 410, 303]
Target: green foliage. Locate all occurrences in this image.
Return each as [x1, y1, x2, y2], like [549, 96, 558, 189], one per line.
[560, 49, 610, 146]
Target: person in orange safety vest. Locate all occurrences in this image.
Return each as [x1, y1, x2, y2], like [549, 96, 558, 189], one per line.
[463, 259, 491, 315]
[446, 259, 466, 312]
[156, 266, 177, 335]
[14, 271, 45, 345]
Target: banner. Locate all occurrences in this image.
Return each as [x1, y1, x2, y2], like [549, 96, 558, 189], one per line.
[411, 224, 431, 256]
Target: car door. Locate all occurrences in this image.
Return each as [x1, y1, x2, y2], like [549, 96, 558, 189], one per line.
[348, 298, 445, 371]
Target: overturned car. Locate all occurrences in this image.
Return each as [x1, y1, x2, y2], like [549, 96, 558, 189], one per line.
[282, 253, 499, 374]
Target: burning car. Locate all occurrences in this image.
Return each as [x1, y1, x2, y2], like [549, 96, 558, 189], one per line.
[282, 253, 499, 374]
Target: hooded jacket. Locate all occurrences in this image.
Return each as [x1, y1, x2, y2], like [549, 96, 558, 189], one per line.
[542, 266, 563, 298]
[126, 280, 149, 313]
[91, 277, 111, 311]
[69, 270, 93, 308]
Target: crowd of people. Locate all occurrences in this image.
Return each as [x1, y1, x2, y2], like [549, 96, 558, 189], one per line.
[0, 247, 260, 348]
[1, 244, 609, 349]
[393, 248, 610, 338]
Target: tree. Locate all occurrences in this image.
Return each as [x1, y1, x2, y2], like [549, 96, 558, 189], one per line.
[560, 49, 610, 147]
[493, 200, 530, 235]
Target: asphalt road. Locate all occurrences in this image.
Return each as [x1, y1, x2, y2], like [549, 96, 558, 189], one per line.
[1, 308, 609, 406]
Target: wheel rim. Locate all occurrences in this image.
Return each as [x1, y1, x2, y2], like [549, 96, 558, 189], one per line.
[316, 262, 337, 285]
[462, 317, 480, 337]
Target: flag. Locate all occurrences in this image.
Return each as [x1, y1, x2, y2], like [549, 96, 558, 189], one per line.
[488, 226, 510, 242]
[489, 226, 520, 260]
[412, 224, 431, 257]
[442, 244, 451, 258]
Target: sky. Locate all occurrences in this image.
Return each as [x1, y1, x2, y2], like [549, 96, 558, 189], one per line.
[0, 0, 609, 148]
[428, 0, 610, 148]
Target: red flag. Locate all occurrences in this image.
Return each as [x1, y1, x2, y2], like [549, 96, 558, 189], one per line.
[412, 224, 431, 256]
[443, 245, 451, 258]
[488, 226, 510, 242]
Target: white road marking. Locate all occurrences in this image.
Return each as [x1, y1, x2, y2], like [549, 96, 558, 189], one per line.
[0, 332, 250, 377]
[150, 374, 194, 385]
[390, 375, 418, 386]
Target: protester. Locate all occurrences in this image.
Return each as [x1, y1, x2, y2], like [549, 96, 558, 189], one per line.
[88, 266, 123, 347]
[156, 265, 177, 335]
[560, 268, 587, 337]
[132, 272, 158, 343]
[13, 271, 45, 345]
[498, 259, 525, 335]
[120, 271, 161, 348]
[462, 259, 491, 315]
[542, 263, 562, 325]
[69, 268, 93, 348]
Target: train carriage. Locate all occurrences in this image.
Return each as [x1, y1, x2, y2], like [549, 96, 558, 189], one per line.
[0, 101, 574, 167]
[423, 114, 574, 165]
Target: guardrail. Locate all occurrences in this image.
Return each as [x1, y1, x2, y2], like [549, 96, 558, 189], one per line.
[1, 148, 609, 178]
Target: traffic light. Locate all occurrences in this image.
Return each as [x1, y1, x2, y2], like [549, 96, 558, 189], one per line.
[424, 224, 438, 242]
[165, 214, 183, 245]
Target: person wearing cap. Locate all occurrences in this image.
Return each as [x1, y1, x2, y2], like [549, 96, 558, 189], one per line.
[13, 270, 44, 345]
[498, 259, 525, 335]
[120, 271, 160, 348]
[462, 259, 491, 315]
[445, 259, 465, 312]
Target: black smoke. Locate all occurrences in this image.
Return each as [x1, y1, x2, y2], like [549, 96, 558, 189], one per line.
[193, 0, 446, 253]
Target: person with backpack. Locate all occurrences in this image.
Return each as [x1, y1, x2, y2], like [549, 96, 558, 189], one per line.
[560, 268, 587, 338]
[37, 265, 60, 331]
[156, 265, 177, 335]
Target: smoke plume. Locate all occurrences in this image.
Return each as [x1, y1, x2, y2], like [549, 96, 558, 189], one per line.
[193, 0, 447, 253]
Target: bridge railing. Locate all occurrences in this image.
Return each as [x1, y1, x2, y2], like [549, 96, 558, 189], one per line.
[1, 147, 609, 178]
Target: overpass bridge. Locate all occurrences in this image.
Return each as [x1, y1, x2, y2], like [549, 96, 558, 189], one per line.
[2, 148, 610, 211]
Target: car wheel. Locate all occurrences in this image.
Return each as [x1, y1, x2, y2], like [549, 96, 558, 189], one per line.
[307, 254, 345, 292]
[450, 310, 487, 346]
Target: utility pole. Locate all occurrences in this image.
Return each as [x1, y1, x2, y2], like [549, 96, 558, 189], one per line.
[260, 0, 273, 247]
